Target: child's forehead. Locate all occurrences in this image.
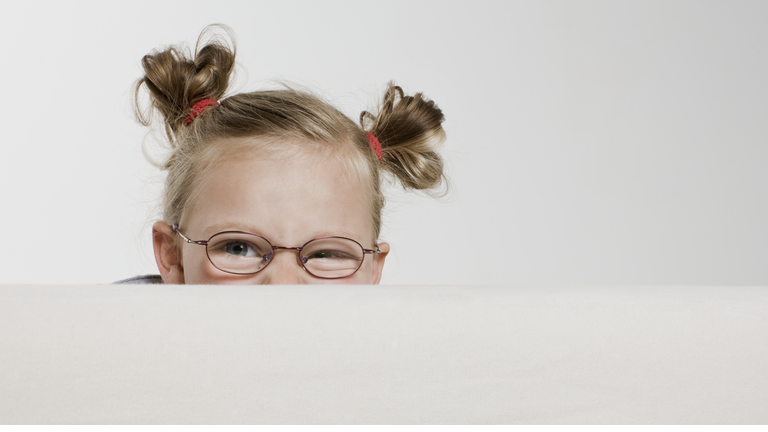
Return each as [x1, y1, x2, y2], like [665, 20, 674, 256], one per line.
[185, 142, 374, 242]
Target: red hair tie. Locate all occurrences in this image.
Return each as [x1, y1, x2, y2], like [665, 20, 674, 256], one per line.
[183, 99, 220, 126]
[365, 131, 382, 162]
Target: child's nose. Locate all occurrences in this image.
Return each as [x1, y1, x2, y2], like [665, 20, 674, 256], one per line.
[262, 250, 305, 285]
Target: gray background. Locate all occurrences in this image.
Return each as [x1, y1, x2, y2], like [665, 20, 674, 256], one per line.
[1, 0, 766, 285]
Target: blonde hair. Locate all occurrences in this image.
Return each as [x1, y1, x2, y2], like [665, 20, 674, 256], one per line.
[134, 25, 446, 240]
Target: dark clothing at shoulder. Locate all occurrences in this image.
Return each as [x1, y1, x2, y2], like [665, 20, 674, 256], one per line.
[114, 275, 165, 284]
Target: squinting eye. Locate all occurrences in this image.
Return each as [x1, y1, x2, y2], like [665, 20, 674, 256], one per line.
[306, 250, 356, 260]
[224, 241, 258, 257]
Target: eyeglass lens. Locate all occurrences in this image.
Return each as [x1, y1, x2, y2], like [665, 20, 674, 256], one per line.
[205, 232, 365, 278]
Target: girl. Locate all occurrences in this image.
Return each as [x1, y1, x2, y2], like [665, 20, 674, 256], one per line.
[120, 25, 446, 285]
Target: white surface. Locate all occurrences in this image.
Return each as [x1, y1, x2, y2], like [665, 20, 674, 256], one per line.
[1, 284, 766, 424]
[0, 1, 767, 286]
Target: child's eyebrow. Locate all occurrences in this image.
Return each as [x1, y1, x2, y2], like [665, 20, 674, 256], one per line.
[202, 222, 262, 235]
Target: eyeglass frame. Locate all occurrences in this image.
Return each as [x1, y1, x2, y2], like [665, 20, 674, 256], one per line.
[172, 223, 381, 279]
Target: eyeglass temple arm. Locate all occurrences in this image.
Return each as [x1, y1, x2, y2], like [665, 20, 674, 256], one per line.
[363, 243, 382, 254]
[172, 223, 208, 245]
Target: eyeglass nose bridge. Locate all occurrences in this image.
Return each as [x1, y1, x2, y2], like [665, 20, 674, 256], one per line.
[264, 246, 309, 265]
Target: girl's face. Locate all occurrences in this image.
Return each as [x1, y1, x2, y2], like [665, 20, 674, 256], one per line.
[152, 143, 389, 284]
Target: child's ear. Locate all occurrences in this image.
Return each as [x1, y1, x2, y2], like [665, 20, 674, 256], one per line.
[370, 242, 390, 285]
[152, 221, 185, 284]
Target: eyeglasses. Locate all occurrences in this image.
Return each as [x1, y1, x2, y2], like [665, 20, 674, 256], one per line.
[172, 224, 381, 279]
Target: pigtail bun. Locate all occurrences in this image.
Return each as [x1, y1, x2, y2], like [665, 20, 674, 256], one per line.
[361, 83, 447, 193]
[134, 24, 235, 141]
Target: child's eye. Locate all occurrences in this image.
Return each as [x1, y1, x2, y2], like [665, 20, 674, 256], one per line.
[306, 249, 356, 260]
[223, 241, 258, 257]
[205, 233, 273, 273]
[206, 232, 273, 268]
